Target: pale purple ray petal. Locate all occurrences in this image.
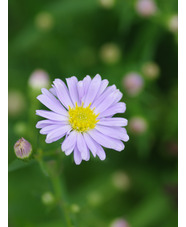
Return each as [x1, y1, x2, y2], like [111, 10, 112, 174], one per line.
[83, 133, 97, 157]
[36, 110, 68, 121]
[81, 75, 91, 102]
[74, 145, 83, 165]
[36, 119, 67, 128]
[45, 125, 71, 143]
[49, 87, 57, 96]
[77, 133, 90, 160]
[95, 79, 109, 99]
[88, 129, 124, 151]
[40, 124, 67, 135]
[37, 93, 67, 116]
[84, 74, 102, 107]
[94, 90, 121, 114]
[95, 125, 129, 142]
[41, 88, 67, 111]
[96, 144, 106, 160]
[53, 79, 74, 109]
[97, 117, 128, 127]
[66, 76, 80, 106]
[61, 130, 77, 152]
[91, 84, 116, 108]
[98, 102, 126, 118]
[77, 81, 84, 102]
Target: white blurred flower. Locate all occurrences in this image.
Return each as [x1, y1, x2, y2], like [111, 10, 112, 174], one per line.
[110, 218, 130, 227]
[122, 72, 144, 96]
[100, 43, 121, 64]
[35, 12, 54, 31]
[142, 62, 160, 79]
[8, 90, 26, 117]
[71, 204, 80, 213]
[168, 15, 178, 33]
[99, 0, 115, 9]
[41, 192, 55, 205]
[135, 0, 157, 17]
[28, 69, 50, 90]
[129, 116, 148, 134]
[111, 171, 130, 191]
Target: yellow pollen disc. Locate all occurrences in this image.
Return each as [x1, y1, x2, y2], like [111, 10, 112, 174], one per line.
[68, 102, 99, 132]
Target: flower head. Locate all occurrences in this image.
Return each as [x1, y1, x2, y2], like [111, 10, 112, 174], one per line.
[36, 74, 129, 165]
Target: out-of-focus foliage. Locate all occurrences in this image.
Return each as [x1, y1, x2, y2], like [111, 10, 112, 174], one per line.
[9, 0, 178, 226]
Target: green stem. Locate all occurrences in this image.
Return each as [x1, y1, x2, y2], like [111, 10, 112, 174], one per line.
[51, 174, 72, 227]
[35, 151, 72, 227]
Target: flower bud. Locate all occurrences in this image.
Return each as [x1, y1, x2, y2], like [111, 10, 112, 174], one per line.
[14, 138, 32, 159]
[99, 0, 115, 9]
[28, 69, 50, 90]
[35, 12, 54, 31]
[129, 116, 148, 134]
[41, 192, 55, 205]
[168, 15, 178, 33]
[142, 62, 160, 80]
[111, 171, 130, 191]
[110, 218, 130, 227]
[135, 0, 157, 17]
[122, 72, 144, 96]
[100, 43, 121, 64]
[8, 91, 26, 117]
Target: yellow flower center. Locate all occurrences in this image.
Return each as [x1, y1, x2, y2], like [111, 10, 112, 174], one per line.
[68, 102, 99, 132]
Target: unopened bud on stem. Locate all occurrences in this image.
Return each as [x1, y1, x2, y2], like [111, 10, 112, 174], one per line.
[14, 138, 32, 159]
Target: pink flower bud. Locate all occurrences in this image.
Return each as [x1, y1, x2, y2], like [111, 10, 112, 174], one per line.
[14, 138, 32, 159]
[136, 0, 157, 17]
[129, 117, 148, 134]
[28, 69, 50, 90]
[110, 218, 130, 227]
[122, 73, 144, 96]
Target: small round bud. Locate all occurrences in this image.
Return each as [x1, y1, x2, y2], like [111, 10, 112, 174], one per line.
[168, 15, 178, 33]
[110, 218, 130, 227]
[28, 69, 50, 90]
[122, 72, 144, 96]
[100, 43, 121, 64]
[35, 12, 54, 31]
[142, 62, 160, 80]
[8, 91, 26, 117]
[129, 117, 148, 134]
[41, 192, 55, 205]
[71, 204, 80, 213]
[111, 171, 130, 191]
[99, 0, 115, 9]
[14, 138, 32, 159]
[135, 0, 157, 17]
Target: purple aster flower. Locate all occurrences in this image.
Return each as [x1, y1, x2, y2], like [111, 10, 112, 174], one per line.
[36, 74, 129, 165]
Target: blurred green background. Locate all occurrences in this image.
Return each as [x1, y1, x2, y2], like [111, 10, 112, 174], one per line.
[8, 0, 178, 226]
